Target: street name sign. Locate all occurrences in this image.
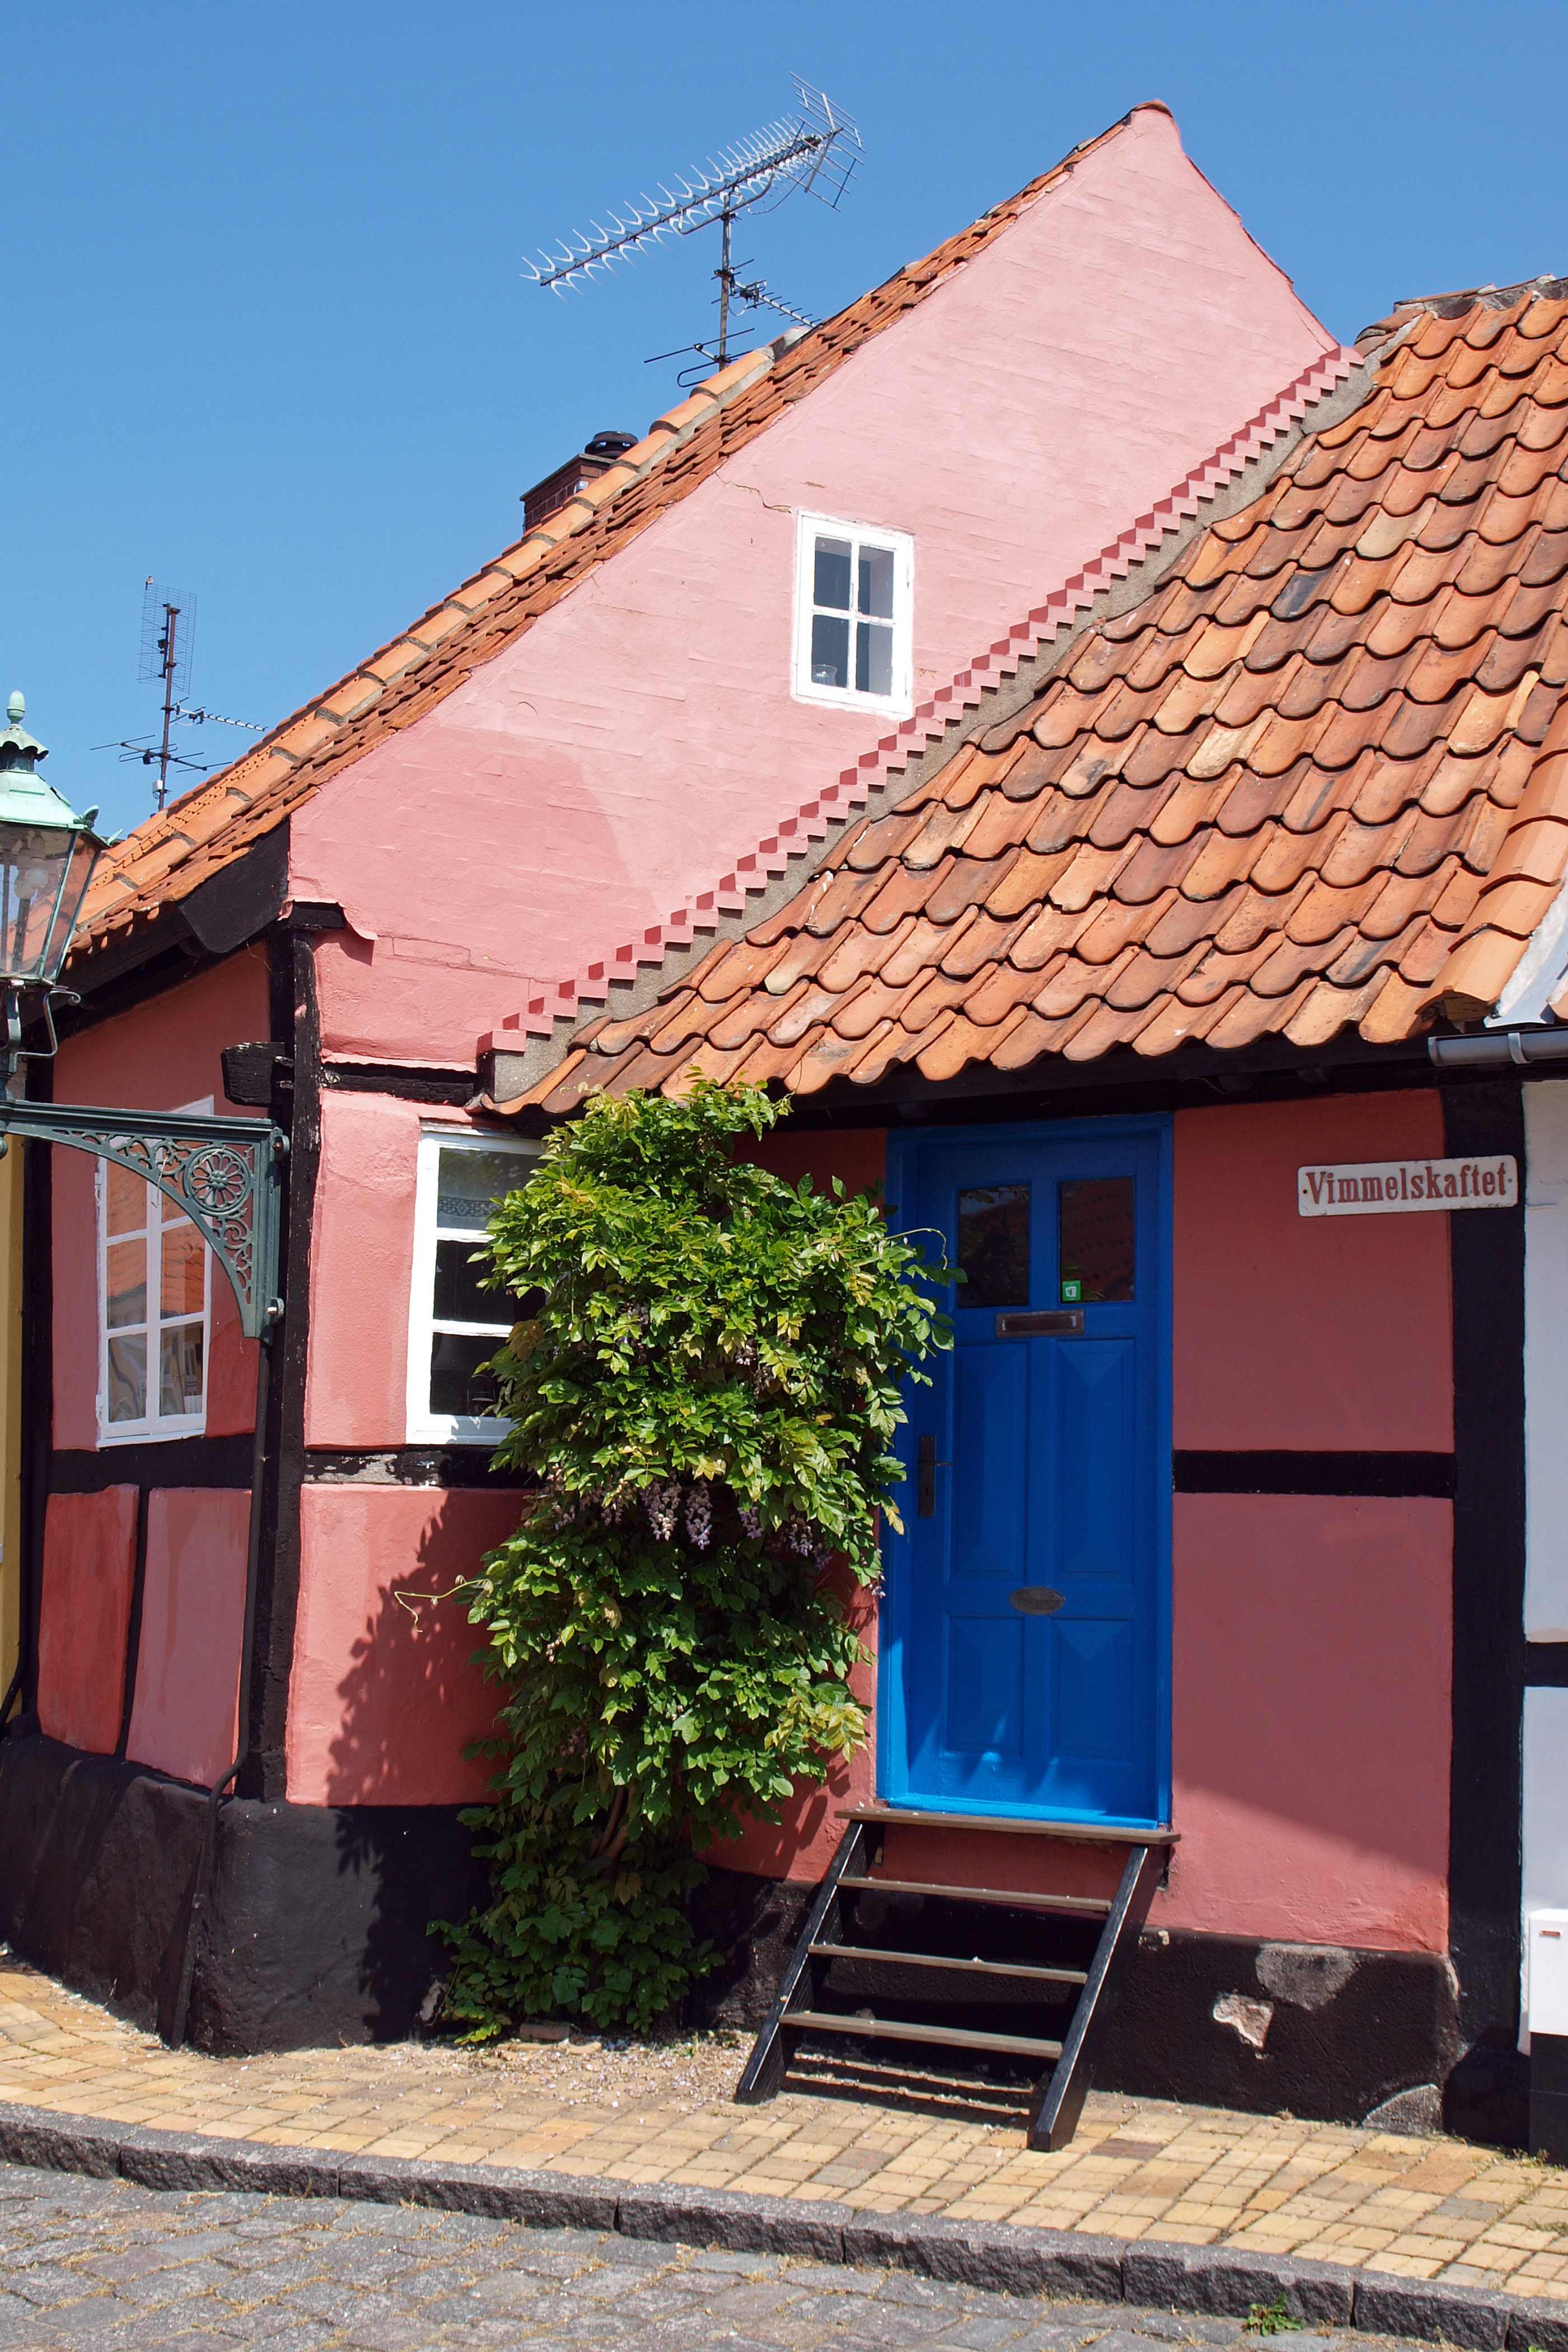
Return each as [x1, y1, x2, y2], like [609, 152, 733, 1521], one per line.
[1298, 1155, 1519, 1217]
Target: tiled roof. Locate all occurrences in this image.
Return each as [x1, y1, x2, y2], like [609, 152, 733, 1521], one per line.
[482, 344, 1360, 1054]
[517, 284, 1568, 1109]
[71, 109, 1156, 963]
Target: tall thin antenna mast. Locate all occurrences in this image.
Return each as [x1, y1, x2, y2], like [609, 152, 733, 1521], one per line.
[140, 581, 195, 814]
[525, 78, 863, 371]
[97, 581, 264, 813]
[154, 602, 179, 813]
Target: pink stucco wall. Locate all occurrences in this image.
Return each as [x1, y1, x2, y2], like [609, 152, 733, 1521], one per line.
[708, 1094, 1455, 1956]
[52, 951, 269, 1450]
[287, 106, 1332, 1067]
[36, 1488, 138, 1753]
[1174, 1090, 1453, 1453]
[1161, 1494, 1452, 1953]
[305, 1089, 489, 1448]
[125, 1488, 250, 1789]
[721, 1494, 1452, 1943]
[286, 1485, 519, 1804]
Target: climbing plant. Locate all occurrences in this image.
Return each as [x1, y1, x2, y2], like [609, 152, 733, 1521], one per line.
[436, 1076, 951, 2040]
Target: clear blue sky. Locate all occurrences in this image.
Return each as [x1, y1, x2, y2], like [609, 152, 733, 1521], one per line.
[11, 0, 1568, 838]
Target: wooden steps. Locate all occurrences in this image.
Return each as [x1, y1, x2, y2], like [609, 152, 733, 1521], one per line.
[838, 1874, 1111, 1915]
[846, 1805, 1178, 1847]
[734, 1810, 1169, 2150]
[808, 1943, 1089, 1987]
[786, 2011, 1065, 2062]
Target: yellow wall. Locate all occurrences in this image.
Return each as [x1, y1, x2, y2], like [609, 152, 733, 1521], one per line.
[0, 1142, 23, 1699]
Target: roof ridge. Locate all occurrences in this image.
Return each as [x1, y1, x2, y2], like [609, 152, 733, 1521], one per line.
[479, 339, 1364, 1064]
[1355, 275, 1568, 348]
[76, 108, 1156, 956]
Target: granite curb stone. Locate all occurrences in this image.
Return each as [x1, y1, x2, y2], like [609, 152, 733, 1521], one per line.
[617, 2181, 851, 2258]
[840, 2214, 1127, 2300]
[1120, 2248, 1356, 2326]
[1353, 2278, 1508, 2351]
[0, 2097, 1553, 2344]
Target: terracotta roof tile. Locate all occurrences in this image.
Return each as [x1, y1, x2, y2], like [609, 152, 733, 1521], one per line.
[517, 286, 1568, 1103]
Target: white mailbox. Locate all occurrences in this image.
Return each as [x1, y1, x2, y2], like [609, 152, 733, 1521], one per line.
[1528, 1910, 1568, 2038]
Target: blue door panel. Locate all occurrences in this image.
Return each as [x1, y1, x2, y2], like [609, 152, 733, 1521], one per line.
[946, 1614, 1026, 1766]
[883, 1117, 1172, 1830]
[951, 1345, 1028, 1583]
[1053, 1618, 1135, 1765]
[1050, 1342, 1136, 1588]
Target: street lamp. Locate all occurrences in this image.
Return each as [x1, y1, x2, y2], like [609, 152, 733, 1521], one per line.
[0, 693, 286, 1337]
[0, 691, 107, 1084]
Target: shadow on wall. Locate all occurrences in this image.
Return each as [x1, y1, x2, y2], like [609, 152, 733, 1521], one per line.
[312, 1481, 520, 2039]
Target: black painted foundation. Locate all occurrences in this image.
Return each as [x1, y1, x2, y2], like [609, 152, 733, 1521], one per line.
[2, 1727, 1476, 2132]
[0, 1732, 487, 2053]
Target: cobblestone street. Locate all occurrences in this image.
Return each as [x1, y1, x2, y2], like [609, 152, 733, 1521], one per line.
[0, 2159, 1429, 2352]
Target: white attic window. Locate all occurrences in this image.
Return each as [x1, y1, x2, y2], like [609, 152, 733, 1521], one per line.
[792, 512, 913, 717]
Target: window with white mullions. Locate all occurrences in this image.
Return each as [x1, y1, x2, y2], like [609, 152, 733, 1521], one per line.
[407, 1131, 539, 1443]
[97, 1152, 210, 1443]
[793, 512, 913, 715]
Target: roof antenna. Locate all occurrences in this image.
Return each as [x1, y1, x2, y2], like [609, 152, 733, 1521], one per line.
[524, 76, 864, 381]
[96, 581, 265, 814]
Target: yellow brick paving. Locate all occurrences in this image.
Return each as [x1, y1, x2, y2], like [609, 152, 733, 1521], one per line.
[4, 1954, 1568, 2298]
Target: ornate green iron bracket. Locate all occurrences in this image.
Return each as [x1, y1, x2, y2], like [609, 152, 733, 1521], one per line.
[0, 1101, 286, 1340]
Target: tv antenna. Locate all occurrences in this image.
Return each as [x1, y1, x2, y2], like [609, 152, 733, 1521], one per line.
[524, 76, 862, 375]
[97, 581, 265, 814]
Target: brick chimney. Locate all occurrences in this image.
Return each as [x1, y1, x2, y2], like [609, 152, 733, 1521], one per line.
[521, 431, 638, 534]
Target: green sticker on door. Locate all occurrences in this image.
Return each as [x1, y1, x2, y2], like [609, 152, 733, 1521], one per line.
[1060, 1278, 1082, 1303]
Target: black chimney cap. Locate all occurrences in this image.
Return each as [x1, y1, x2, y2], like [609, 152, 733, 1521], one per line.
[584, 430, 637, 459]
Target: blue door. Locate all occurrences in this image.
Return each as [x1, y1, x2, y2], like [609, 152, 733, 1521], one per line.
[883, 1119, 1171, 1827]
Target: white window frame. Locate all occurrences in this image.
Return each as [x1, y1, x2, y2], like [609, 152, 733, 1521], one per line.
[407, 1127, 539, 1445]
[95, 1098, 213, 1446]
[791, 510, 914, 718]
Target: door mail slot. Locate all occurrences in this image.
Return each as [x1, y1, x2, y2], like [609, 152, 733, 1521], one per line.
[995, 1309, 1084, 1336]
[1010, 1586, 1065, 1615]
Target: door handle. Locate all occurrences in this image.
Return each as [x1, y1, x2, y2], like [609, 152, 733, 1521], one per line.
[917, 1432, 950, 1518]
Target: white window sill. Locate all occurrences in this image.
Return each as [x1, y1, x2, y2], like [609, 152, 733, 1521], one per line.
[406, 1419, 514, 1448]
[790, 681, 912, 721]
[96, 1421, 208, 1448]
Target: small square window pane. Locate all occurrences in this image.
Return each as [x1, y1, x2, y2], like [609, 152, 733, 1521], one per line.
[430, 1330, 501, 1418]
[106, 1333, 147, 1423]
[856, 620, 893, 697]
[1059, 1177, 1135, 1303]
[106, 1163, 146, 1237]
[433, 1236, 501, 1324]
[435, 1147, 526, 1231]
[957, 1184, 1030, 1309]
[858, 544, 895, 619]
[106, 1239, 147, 1329]
[810, 612, 851, 688]
[160, 1220, 205, 1316]
[160, 1324, 205, 1417]
[813, 536, 852, 609]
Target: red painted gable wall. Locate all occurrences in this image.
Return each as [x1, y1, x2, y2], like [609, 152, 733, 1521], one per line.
[286, 108, 1332, 1068]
